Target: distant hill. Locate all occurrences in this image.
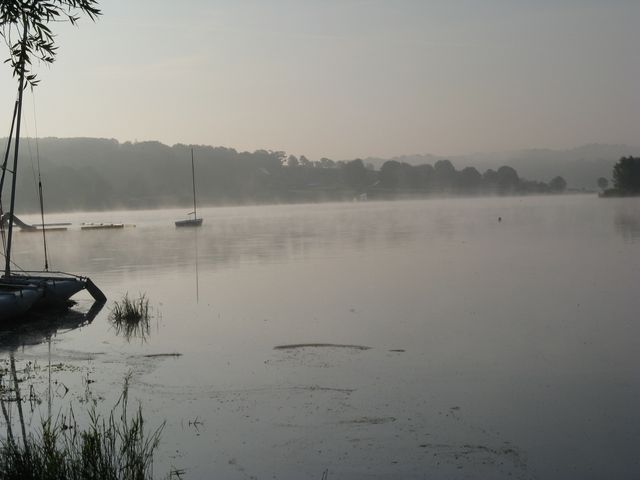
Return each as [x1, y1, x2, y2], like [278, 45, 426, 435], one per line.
[0, 137, 289, 212]
[363, 144, 640, 189]
[0, 137, 635, 212]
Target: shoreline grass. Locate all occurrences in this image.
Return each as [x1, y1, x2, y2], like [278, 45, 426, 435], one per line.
[0, 375, 166, 480]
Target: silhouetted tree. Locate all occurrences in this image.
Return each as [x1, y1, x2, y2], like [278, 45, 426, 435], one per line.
[482, 169, 498, 190]
[496, 166, 520, 193]
[299, 155, 311, 167]
[286, 155, 299, 168]
[379, 160, 403, 188]
[319, 157, 336, 168]
[549, 176, 567, 193]
[343, 159, 367, 191]
[433, 159, 457, 191]
[597, 177, 608, 190]
[520, 180, 550, 194]
[254, 150, 284, 174]
[459, 166, 482, 192]
[414, 164, 434, 190]
[612, 157, 640, 193]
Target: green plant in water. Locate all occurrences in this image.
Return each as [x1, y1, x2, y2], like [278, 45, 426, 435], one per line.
[0, 375, 166, 479]
[110, 293, 150, 322]
[111, 293, 150, 322]
[109, 293, 152, 342]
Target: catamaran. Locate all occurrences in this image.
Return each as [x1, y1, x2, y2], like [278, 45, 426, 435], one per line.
[0, 22, 105, 322]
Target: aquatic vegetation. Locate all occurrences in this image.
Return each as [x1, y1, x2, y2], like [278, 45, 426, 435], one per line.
[111, 293, 150, 323]
[0, 375, 165, 480]
[109, 293, 151, 342]
[273, 343, 371, 351]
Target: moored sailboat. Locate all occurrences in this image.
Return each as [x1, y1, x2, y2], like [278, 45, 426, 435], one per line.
[0, 12, 105, 321]
[175, 148, 203, 227]
[0, 100, 42, 320]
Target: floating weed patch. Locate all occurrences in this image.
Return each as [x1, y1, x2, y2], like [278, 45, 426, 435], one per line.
[110, 293, 152, 342]
[273, 343, 371, 351]
[0, 375, 166, 480]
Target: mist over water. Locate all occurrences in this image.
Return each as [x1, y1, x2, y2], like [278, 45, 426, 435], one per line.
[3, 195, 640, 479]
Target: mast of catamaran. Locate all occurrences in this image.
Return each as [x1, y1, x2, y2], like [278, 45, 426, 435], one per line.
[191, 148, 197, 220]
[0, 100, 18, 248]
[4, 17, 28, 277]
[0, 101, 18, 201]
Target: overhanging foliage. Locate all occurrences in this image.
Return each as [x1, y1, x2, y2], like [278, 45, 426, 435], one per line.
[0, 0, 101, 88]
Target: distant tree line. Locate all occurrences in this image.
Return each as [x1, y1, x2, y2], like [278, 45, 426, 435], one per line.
[1, 138, 569, 213]
[368, 159, 567, 196]
[600, 157, 640, 197]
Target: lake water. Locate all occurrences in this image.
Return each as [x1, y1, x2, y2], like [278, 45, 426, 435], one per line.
[2, 195, 639, 479]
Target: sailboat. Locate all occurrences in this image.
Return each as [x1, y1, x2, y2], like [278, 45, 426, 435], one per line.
[0, 101, 41, 320]
[0, 22, 106, 322]
[175, 148, 203, 227]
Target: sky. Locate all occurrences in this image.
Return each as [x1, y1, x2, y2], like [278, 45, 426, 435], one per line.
[0, 0, 638, 160]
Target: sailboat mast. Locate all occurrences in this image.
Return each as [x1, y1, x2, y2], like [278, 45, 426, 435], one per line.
[0, 101, 19, 198]
[191, 148, 197, 220]
[4, 18, 28, 276]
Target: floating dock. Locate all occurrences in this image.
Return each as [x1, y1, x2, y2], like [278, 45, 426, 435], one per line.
[2, 213, 136, 231]
[80, 222, 126, 230]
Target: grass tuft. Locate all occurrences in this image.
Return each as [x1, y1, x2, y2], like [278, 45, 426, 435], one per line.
[110, 293, 150, 323]
[110, 293, 151, 341]
[0, 375, 165, 480]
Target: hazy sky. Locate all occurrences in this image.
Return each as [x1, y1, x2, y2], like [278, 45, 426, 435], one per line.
[1, 0, 638, 159]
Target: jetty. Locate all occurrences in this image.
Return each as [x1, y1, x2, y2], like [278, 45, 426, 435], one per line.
[80, 222, 126, 230]
[1, 213, 70, 232]
[1, 214, 135, 232]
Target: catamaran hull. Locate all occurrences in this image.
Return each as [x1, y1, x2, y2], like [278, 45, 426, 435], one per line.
[36, 277, 85, 306]
[0, 287, 42, 322]
[2, 273, 105, 306]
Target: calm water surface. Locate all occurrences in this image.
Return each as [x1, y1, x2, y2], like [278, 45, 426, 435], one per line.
[2, 195, 639, 479]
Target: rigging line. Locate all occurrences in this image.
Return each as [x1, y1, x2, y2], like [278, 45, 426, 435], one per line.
[0, 99, 19, 256]
[1, 98, 18, 189]
[31, 88, 50, 271]
[4, 17, 28, 277]
[0, 250, 26, 272]
[23, 102, 38, 190]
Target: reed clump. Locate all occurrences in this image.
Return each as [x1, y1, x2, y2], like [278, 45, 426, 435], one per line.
[0, 376, 165, 480]
[109, 293, 153, 342]
[110, 293, 150, 324]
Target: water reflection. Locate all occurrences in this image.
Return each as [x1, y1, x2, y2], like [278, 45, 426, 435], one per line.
[2, 198, 640, 479]
[0, 302, 104, 430]
[109, 315, 151, 343]
[194, 228, 200, 302]
[9, 203, 424, 280]
[614, 209, 640, 241]
[0, 301, 103, 352]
